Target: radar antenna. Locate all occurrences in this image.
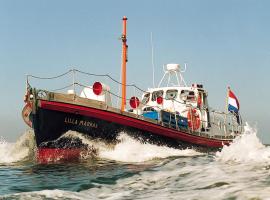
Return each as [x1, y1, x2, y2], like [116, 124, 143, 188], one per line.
[158, 63, 187, 87]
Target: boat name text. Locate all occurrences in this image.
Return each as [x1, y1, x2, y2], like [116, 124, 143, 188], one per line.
[64, 117, 98, 128]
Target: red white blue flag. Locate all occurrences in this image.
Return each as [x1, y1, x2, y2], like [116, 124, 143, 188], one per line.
[228, 88, 240, 114]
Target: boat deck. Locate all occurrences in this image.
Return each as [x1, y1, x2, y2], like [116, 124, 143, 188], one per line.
[33, 89, 237, 141]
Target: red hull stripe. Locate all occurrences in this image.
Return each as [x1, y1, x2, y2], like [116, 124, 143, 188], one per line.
[40, 100, 230, 147]
[37, 148, 82, 163]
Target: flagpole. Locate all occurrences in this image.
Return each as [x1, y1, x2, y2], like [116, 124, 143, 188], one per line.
[225, 86, 230, 115]
[224, 86, 230, 136]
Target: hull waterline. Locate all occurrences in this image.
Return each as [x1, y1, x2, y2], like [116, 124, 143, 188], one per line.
[32, 99, 232, 162]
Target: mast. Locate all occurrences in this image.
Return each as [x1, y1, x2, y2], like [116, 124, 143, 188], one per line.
[121, 16, 128, 111]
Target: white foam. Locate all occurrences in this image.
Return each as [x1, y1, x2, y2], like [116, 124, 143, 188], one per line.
[98, 133, 201, 162]
[216, 123, 270, 164]
[61, 131, 201, 163]
[0, 129, 201, 164]
[3, 189, 88, 200]
[0, 130, 36, 164]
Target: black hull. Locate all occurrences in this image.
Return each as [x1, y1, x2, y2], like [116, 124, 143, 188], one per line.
[33, 108, 119, 148]
[32, 105, 220, 152]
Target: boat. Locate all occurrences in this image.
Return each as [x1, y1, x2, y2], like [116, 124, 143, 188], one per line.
[22, 16, 243, 162]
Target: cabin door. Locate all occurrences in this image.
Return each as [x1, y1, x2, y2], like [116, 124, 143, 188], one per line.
[199, 92, 210, 130]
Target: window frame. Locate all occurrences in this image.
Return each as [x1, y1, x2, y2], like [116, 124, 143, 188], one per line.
[151, 90, 164, 101]
[165, 89, 178, 100]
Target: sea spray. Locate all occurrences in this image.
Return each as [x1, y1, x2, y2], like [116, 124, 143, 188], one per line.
[98, 133, 202, 162]
[0, 130, 36, 164]
[1, 127, 270, 199]
[216, 123, 270, 164]
[57, 131, 202, 162]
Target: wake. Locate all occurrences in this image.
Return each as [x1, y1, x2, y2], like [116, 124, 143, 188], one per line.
[1, 123, 269, 164]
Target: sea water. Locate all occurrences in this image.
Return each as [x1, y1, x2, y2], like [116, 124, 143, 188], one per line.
[0, 124, 270, 200]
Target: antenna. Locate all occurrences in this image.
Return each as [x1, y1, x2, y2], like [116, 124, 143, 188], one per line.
[182, 63, 187, 72]
[150, 32, 155, 88]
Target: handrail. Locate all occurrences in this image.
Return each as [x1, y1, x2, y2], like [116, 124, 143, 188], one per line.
[27, 69, 146, 93]
[27, 70, 73, 80]
[27, 68, 243, 137]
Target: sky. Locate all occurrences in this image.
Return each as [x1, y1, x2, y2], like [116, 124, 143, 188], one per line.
[0, 0, 270, 143]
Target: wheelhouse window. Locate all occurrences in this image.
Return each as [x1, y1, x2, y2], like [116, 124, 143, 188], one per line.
[166, 90, 178, 100]
[142, 93, 150, 105]
[151, 90, 164, 101]
[180, 90, 196, 102]
[143, 107, 156, 112]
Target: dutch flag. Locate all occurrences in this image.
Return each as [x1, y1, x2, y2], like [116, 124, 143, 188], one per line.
[227, 87, 241, 124]
[228, 88, 240, 114]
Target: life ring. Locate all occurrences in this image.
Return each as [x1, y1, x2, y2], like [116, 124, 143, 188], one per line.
[22, 103, 32, 128]
[187, 108, 201, 131]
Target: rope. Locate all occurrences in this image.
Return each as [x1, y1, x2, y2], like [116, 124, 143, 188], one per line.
[27, 69, 73, 80]
[27, 68, 147, 93]
[52, 83, 74, 92]
[74, 69, 146, 93]
[27, 69, 243, 131]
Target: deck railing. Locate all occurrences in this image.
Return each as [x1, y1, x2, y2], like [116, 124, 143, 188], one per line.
[26, 69, 243, 139]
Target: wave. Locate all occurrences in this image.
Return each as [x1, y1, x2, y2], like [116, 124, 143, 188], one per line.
[216, 123, 270, 164]
[2, 125, 270, 200]
[5, 122, 267, 165]
[0, 130, 36, 164]
[0, 129, 201, 164]
[1, 189, 83, 200]
[61, 131, 202, 162]
[98, 133, 202, 162]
